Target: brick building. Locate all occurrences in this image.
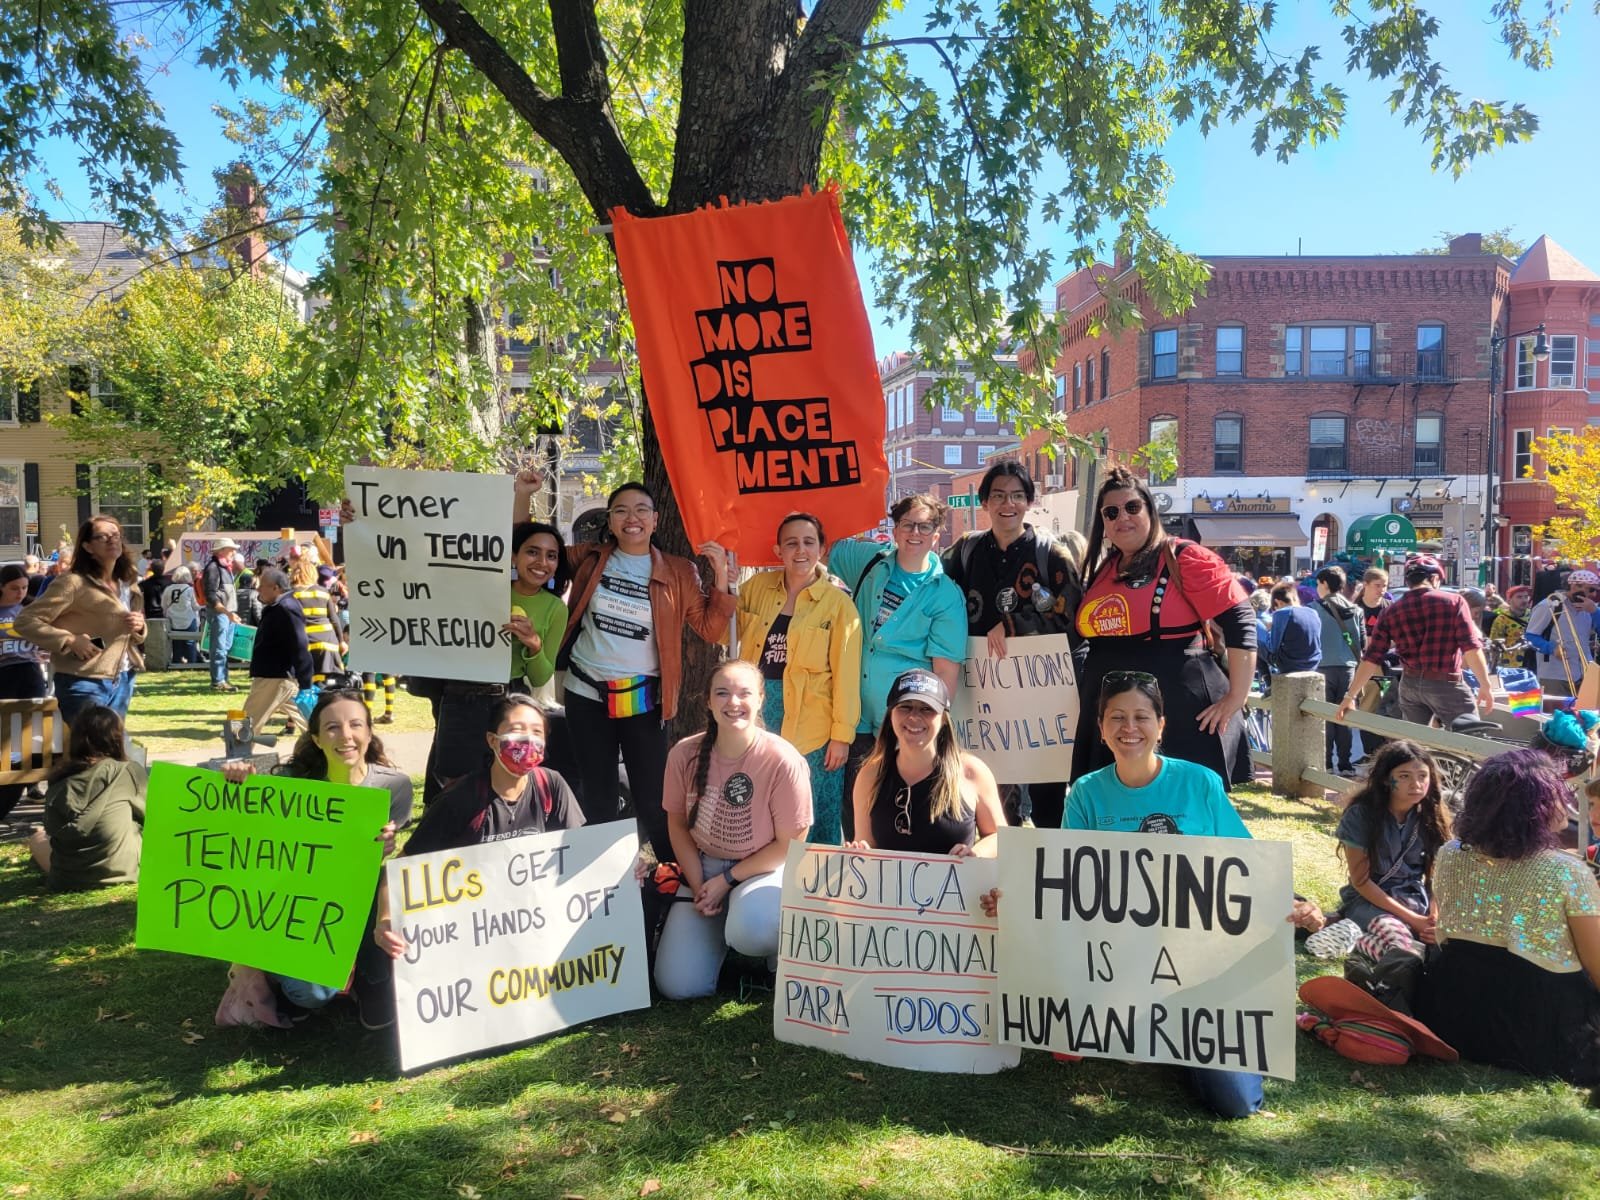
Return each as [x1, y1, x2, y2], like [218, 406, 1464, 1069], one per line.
[1496, 235, 1600, 587]
[1023, 238, 1511, 582]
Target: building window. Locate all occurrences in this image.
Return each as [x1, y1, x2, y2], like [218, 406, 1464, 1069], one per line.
[1286, 324, 1373, 377]
[0, 379, 15, 425]
[1146, 416, 1178, 485]
[943, 444, 964, 467]
[1072, 362, 1083, 408]
[1085, 357, 1095, 399]
[1549, 335, 1579, 388]
[942, 399, 964, 422]
[977, 444, 997, 461]
[0, 463, 22, 547]
[1512, 429, 1534, 478]
[975, 384, 996, 421]
[1152, 329, 1178, 379]
[1308, 416, 1347, 473]
[1214, 415, 1243, 473]
[1414, 414, 1443, 474]
[1054, 373, 1065, 408]
[1099, 349, 1110, 399]
[1515, 338, 1537, 389]
[92, 463, 147, 547]
[1416, 324, 1445, 380]
[1215, 326, 1243, 375]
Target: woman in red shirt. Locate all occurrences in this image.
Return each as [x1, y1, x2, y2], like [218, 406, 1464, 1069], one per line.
[1072, 468, 1257, 787]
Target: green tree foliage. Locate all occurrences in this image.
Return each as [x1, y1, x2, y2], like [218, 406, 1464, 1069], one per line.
[52, 264, 305, 526]
[0, 216, 115, 386]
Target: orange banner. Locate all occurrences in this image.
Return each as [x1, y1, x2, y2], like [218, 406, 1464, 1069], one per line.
[611, 187, 888, 566]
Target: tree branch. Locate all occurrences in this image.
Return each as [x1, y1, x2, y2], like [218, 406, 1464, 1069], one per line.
[549, 0, 609, 103]
[412, 0, 658, 220]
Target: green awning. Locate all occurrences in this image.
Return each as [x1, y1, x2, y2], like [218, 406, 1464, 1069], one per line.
[1347, 513, 1417, 556]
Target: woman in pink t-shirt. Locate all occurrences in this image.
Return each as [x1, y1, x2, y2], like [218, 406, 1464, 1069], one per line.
[656, 660, 813, 999]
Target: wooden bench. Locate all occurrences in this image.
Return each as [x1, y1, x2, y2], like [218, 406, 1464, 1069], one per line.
[0, 697, 63, 788]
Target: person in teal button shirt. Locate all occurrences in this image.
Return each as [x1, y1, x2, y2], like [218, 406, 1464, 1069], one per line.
[828, 492, 966, 837]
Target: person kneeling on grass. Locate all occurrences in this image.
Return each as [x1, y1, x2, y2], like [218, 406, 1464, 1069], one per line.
[213, 682, 409, 1029]
[982, 672, 1301, 1120]
[654, 660, 812, 1001]
[28, 705, 144, 890]
[846, 669, 1003, 857]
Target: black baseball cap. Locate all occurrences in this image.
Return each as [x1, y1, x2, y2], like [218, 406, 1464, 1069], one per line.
[887, 669, 950, 712]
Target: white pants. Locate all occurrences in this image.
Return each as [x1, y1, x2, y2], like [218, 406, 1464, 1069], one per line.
[653, 853, 784, 1000]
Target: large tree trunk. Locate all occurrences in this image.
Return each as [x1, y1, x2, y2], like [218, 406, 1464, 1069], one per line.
[418, 0, 883, 738]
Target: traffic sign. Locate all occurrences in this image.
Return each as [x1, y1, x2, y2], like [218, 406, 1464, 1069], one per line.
[947, 494, 977, 509]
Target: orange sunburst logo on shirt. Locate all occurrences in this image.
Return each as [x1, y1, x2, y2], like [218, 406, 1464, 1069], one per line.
[1079, 593, 1132, 638]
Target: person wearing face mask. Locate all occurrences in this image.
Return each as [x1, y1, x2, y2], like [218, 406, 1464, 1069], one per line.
[736, 512, 862, 845]
[942, 461, 1082, 828]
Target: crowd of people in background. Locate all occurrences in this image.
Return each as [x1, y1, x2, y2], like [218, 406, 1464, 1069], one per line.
[4, 458, 1599, 1113]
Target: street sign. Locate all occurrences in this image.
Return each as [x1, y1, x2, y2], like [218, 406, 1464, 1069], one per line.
[947, 494, 976, 509]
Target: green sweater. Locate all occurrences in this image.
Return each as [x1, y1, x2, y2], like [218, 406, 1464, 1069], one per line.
[510, 587, 568, 689]
[43, 759, 146, 890]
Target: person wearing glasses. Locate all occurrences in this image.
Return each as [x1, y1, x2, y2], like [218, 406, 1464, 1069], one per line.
[16, 515, 146, 725]
[736, 512, 862, 844]
[848, 669, 1003, 856]
[1073, 467, 1256, 788]
[513, 473, 733, 862]
[213, 680, 409, 1029]
[1523, 567, 1600, 698]
[828, 493, 967, 835]
[943, 461, 1083, 828]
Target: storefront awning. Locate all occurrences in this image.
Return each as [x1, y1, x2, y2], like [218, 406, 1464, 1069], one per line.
[1190, 515, 1308, 547]
[1347, 513, 1417, 556]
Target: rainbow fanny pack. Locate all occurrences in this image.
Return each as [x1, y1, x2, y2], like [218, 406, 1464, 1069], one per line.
[571, 665, 660, 719]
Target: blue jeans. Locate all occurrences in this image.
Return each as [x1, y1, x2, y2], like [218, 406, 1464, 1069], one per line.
[265, 972, 341, 1011]
[207, 613, 235, 684]
[55, 671, 136, 726]
[1186, 1066, 1265, 1119]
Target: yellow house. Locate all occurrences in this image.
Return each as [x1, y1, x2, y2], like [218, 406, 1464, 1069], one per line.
[2, 222, 179, 561]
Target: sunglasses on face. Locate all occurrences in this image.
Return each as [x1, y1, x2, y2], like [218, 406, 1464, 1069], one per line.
[1100, 499, 1146, 521]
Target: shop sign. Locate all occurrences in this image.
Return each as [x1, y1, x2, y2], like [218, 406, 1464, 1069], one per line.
[1347, 513, 1417, 556]
[1190, 496, 1290, 515]
[1391, 496, 1446, 519]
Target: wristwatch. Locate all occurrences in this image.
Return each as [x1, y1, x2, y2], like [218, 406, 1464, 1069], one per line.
[722, 865, 739, 888]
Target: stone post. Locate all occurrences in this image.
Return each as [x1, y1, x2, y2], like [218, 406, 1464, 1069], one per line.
[144, 617, 172, 671]
[1271, 670, 1325, 798]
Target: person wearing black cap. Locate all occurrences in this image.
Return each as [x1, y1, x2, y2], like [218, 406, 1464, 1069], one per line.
[1335, 554, 1493, 729]
[848, 669, 1003, 856]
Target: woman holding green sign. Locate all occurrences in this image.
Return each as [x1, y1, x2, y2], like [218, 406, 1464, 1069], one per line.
[214, 682, 409, 1029]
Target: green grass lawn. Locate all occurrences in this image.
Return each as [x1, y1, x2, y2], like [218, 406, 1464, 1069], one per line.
[122, 670, 436, 761]
[4, 774, 1598, 1199]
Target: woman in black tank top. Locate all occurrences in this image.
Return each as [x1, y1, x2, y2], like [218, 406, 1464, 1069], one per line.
[849, 669, 1003, 856]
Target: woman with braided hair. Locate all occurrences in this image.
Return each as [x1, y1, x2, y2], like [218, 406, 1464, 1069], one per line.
[654, 660, 812, 1000]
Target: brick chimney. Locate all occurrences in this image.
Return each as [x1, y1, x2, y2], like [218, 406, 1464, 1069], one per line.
[1447, 232, 1483, 256]
[222, 163, 268, 275]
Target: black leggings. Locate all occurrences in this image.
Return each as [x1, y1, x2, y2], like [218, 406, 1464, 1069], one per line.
[565, 691, 671, 862]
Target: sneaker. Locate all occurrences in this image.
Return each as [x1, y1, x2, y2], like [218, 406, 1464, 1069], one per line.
[355, 978, 395, 1031]
[1305, 918, 1362, 960]
[211, 682, 236, 693]
[375, 713, 394, 725]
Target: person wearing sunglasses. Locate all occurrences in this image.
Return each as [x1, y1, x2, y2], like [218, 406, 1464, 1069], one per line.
[847, 669, 1003, 857]
[213, 683, 410, 1030]
[513, 471, 733, 864]
[15, 514, 146, 725]
[1523, 568, 1600, 698]
[1073, 467, 1256, 789]
[942, 460, 1083, 828]
[827, 493, 967, 835]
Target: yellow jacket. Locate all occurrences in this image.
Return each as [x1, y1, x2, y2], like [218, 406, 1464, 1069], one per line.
[737, 567, 862, 754]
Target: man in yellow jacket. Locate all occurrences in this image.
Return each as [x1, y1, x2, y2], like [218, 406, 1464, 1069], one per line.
[737, 513, 862, 844]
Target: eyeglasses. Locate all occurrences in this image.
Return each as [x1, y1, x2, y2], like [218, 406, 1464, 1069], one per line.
[896, 520, 937, 535]
[1102, 670, 1157, 687]
[608, 504, 656, 519]
[1100, 499, 1146, 521]
[894, 784, 913, 837]
[987, 490, 1030, 504]
[88, 531, 122, 544]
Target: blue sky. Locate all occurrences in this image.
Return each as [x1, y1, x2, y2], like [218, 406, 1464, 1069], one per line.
[32, 6, 1600, 355]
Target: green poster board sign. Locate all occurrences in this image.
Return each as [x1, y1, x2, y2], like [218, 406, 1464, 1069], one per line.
[1346, 513, 1417, 557]
[136, 763, 390, 987]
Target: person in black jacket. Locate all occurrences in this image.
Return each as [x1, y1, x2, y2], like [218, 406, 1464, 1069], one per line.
[242, 568, 312, 737]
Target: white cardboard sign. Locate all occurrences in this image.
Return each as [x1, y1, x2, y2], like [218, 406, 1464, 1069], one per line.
[996, 826, 1296, 1080]
[774, 842, 1020, 1074]
[387, 824, 651, 1072]
[343, 466, 513, 683]
[949, 633, 1080, 784]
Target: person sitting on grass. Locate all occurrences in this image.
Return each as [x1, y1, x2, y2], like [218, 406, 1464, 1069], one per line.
[1332, 740, 1448, 945]
[1415, 749, 1600, 1089]
[213, 682, 407, 1029]
[654, 660, 811, 1001]
[846, 669, 1003, 857]
[28, 705, 145, 890]
[982, 672, 1278, 1120]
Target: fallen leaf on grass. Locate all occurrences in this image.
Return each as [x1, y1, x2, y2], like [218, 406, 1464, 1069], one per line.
[181, 1032, 205, 1045]
[456, 1186, 482, 1200]
[95, 1007, 132, 1023]
[856, 1179, 878, 1191]
[244, 1185, 272, 1200]
[231, 1141, 244, 1152]
[215, 1171, 242, 1187]
[560, 1193, 587, 1199]
[181, 1018, 194, 1029]
[6, 1185, 32, 1196]
[844, 1071, 867, 1083]
[347, 1130, 381, 1145]
[86, 971, 110, 987]
[366, 1098, 383, 1112]
[96, 1109, 129, 1122]
[620, 1042, 642, 1058]
[639, 1180, 662, 1196]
